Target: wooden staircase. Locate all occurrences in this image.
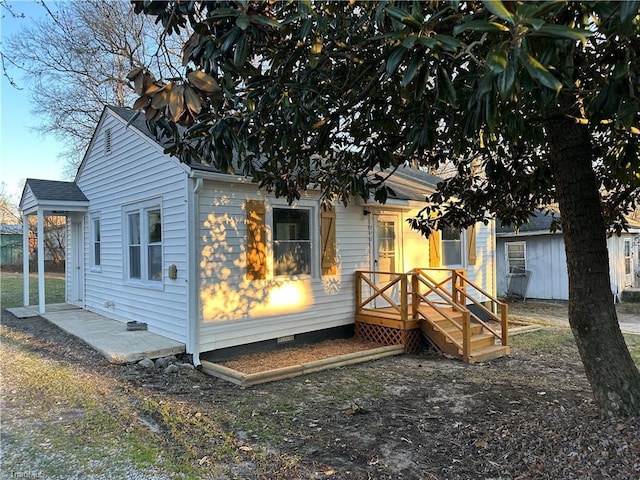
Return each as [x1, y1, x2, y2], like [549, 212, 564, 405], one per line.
[355, 269, 510, 363]
[419, 306, 510, 363]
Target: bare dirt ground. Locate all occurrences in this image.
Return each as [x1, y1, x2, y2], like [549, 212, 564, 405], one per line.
[508, 300, 640, 330]
[2, 303, 640, 479]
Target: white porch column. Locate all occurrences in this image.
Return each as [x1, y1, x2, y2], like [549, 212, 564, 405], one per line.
[22, 215, 30, 307]
[37, 208, 46, 314]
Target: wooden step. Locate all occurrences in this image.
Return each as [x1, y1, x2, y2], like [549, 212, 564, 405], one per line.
[421, 317, 509, 363]
[448, 333, 496, 351]
[467, 345, 510, 363]
[441, 324, 484, 337]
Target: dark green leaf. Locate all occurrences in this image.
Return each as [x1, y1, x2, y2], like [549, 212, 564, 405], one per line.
[401, 52, 422, 87]
[221, 26, 241, 53]
[619, 0, 640, 23]
[385, 5, 423, 29]
[483, 0, 515, 24]
[233, 33, 248, 67]
[236, 14, 250, 30]
[529, 24, 592, 42]
[249, 15, 280, 28]
[417, 37, 437, 49]
[453, 20, 510, 36]
[386, 46, 407, 77]
[402, 34, 418, 49]
[521, 53, 562, 92]
[486, 42, 509, 73]
[438, 66, 457, 105]
[496, 59, 515, 99]
[435, 35, 464, 51]
[523, 17, 545, 30]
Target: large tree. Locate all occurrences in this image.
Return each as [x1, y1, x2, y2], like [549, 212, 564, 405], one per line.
[130, 1, 640, 416]
[1, 0, 183, 173]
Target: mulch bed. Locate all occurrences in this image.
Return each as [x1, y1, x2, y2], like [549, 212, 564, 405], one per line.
[218, 337, 383, 374]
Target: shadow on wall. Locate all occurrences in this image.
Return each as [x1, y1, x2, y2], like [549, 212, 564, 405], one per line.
[198, 196, 344, 322]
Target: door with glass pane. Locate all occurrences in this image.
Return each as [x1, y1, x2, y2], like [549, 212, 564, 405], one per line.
[372, 215, 400, 307]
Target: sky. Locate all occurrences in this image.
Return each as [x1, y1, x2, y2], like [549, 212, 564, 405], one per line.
[0, 0, 67, 202]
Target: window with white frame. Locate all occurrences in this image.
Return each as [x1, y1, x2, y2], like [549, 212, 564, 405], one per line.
[273, 207, 311, 276]
[124, 202, 162, 283]
[90, 214, 101, 269]
[624, 239, 631, 276]
[506, 242, 526, 274]
[442, 226, 463, 266]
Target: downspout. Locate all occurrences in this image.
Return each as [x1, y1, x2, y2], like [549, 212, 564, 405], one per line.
[187, 177, 203, 366]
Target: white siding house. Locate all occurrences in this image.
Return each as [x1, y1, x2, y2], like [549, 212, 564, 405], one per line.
[19, 106, 498, 364]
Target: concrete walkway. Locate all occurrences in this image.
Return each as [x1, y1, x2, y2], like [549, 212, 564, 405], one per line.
[6, 304, 185, 364]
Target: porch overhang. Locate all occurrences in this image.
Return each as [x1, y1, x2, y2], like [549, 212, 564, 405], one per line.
[18, 179, 89, 314]
[20, 200, 89, 216]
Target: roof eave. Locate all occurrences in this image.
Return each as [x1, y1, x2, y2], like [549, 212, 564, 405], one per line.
[21, 200, 90, 216]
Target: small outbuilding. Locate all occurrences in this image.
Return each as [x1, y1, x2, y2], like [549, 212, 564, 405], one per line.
[496, 211, 640, 301]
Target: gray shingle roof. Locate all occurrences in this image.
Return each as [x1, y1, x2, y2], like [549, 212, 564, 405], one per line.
[385, 167, 440, 201]
[497, 209, 560, 234]
[106, 105, 159, 143]
[25, 179, 88, 202]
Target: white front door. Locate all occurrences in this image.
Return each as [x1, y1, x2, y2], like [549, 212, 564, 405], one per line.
[71, 221, 84, 306]
[372, 214, 401, 307]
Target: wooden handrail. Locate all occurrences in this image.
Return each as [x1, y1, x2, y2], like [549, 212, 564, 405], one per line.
[449, 271, 509, 347]
[356, 267, 510, 360]
[358, 272, 404, 313]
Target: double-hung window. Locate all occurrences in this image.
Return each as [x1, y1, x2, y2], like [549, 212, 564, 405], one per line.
[441, 226, 463, 266]
[506, 242, 526, 274]
[273, 207, 311, 276]
[125, 201, 162, 283]
[90, 214, 101, 269]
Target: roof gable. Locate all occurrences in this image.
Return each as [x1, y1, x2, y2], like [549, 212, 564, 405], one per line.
[23, 179, 88, 202]
[19, 179, 89, 215]
[75, 105, 185, 182]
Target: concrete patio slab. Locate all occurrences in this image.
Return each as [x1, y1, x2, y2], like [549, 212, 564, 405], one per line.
[6, 304, 185, 363]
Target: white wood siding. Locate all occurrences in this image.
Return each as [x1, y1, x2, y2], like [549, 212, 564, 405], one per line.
[402, 211, 496, 304]
[75, 111, 189, 342]
[463, 220, 496, 300]
[195, 180, 371, 352]
[195, 183, 496, 353]
[19, 186, 37, 213]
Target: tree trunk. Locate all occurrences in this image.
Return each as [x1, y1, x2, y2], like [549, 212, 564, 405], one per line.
[546, 112, 640, 416]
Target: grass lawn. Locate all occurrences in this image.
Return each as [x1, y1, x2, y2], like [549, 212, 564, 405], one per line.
[511, 326, 640, 367]
[1, 272, 66, 308]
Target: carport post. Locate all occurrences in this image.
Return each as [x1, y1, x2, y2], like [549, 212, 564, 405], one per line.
[22, 215, 29, 307]
[37, 208, 45, 314]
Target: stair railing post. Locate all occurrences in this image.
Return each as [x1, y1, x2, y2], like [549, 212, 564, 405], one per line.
[463, 311, 471, 363]
[411, 273, 419, 320]
[356, 272, 362, 314]
[452, 269, 459, 306]
[501, 304, 509, 346]
[400, 274, 408, 323]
